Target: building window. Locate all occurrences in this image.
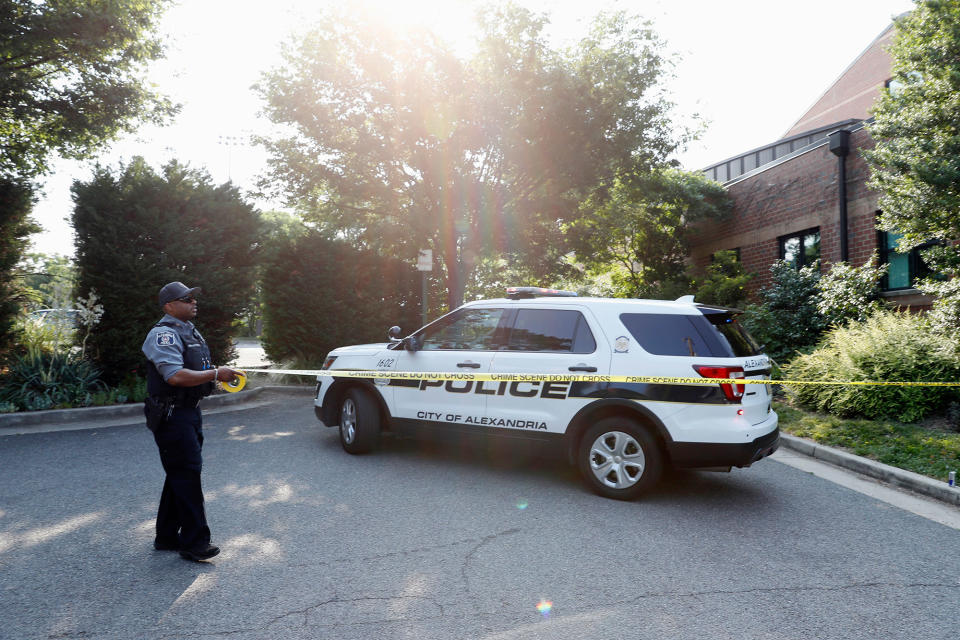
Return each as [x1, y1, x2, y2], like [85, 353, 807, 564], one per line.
[779, 228, 820, 269]
[879, 230, 936, 290]
[729, 157, 743, 179]
[886, 72, 922, 96]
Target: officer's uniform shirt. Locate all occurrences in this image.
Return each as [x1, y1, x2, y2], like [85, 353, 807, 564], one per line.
[142, 313, 194, 381]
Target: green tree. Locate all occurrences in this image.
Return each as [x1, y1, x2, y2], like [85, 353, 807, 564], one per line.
[693, 249, 754, 309]
[239, 209, 312, 337]
[567, 169, 732, 299]
[0, 178, 39, 357]
[255, 5, 681, 310]
[71, 158, 260, 383]
[18, 252, 76, 309]
[865, 1, 960, 336]
[0, 0, 176, 179]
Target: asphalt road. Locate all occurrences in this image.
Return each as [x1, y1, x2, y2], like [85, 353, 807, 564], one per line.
[1, 389, 958, 640]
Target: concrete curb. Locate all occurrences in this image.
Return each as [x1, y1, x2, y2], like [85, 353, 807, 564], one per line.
[780, 433, 960, 507]
[0, 384, 313, 428]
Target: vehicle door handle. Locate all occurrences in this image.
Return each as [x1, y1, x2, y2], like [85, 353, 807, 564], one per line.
[457, 361, 482, 368]
[568, 365, 597, 372]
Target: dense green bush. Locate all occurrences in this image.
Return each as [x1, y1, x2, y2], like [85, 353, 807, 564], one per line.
[783, 311, 960, 423]
[693, 250, 754, 309]
[0, 349, 105, 411]
[815, 256, 887, 327]
[261, 233, 422, 367]
[71, 158, 260, 384]
[88, 373, 147, 406]
[741, 261, 825, 363]
[14, 311, 73, 355]
[742, 258, 888, 364]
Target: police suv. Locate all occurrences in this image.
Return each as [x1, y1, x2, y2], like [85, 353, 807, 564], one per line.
[314, 287, 779, 500]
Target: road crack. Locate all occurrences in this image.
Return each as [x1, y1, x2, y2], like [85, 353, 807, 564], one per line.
[460, 528, 522, 605]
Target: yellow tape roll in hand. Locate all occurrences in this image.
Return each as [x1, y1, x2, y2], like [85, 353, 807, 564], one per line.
[221, 371, 246, 393]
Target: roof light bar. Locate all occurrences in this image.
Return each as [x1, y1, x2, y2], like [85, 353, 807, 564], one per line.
[506, 286, 578, 299]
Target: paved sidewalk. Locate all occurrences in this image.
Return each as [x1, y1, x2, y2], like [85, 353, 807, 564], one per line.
[231, 337, 270, 368]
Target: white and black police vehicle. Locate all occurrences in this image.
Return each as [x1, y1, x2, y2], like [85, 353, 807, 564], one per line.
[314, 287, 778, 500]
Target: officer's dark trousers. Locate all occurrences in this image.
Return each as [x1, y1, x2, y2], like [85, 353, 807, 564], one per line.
[153, 407, 210, 550]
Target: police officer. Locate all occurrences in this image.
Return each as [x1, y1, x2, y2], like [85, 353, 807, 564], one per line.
[142, 281, 241, 562]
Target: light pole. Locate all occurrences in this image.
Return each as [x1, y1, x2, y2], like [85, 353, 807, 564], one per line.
[217, 134, 245, 181]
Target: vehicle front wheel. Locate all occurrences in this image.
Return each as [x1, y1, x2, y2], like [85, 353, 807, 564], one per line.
[576, 417, 662, 500]
[339, 387, 381, 454]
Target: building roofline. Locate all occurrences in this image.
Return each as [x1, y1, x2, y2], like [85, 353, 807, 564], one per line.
[701, 118, 862, 172]
[722, 120, 870, 188]
[781, 19, 899, 138]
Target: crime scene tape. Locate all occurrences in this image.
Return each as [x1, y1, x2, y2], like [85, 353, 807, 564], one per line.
[233, 368, 960, 388]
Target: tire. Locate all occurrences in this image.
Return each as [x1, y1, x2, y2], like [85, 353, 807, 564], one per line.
[576, 416, 662, 500]
[338, 387, 381, 454]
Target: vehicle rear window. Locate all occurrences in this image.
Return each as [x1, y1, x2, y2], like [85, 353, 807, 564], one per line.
[506, 309, 596, 353]
[619, 311, 761, 357]
[699, 308, 762, 357]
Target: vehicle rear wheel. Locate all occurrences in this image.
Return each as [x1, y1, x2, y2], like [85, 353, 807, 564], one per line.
[576, 417, 662, 500]
[339, 387, 381, 454]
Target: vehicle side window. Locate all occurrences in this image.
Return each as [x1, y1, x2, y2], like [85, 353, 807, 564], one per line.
[506, 309, 596, 353]
[619, 313, 717, 357]
[419, 308, 505, 351]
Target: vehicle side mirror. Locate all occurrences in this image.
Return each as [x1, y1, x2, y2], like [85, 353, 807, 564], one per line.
[388, 326, 402, 343]
[403, 335, 420, 352]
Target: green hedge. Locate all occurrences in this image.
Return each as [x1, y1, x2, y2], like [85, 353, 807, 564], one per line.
[784, 311, 960, 422]
[261, 234, 421, 367]
[0, 178, 40, 359]
[71, 159, 260, 384]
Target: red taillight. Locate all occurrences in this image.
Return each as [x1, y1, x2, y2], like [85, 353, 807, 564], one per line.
[693, 365, 745, 402]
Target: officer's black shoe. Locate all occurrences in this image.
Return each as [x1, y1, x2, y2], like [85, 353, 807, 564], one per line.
[179, 544, 220, 562]
[154, 538, 179, 551]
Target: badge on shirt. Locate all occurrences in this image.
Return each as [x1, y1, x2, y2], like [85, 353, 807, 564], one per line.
[157, 331, 176, 346]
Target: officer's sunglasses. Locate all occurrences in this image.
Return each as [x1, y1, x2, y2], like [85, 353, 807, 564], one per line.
[176, 296, 197, 304]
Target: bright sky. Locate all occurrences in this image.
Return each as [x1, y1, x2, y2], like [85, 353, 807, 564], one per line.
[30, 0, 915, 256]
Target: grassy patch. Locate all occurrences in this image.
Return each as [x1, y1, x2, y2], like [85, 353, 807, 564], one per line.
[775, 400, 960, 482]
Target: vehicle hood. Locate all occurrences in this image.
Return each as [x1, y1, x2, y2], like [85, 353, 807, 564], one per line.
[329, 343, 392, 356]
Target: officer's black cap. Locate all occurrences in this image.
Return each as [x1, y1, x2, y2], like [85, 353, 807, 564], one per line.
[158, 281, 201, 306]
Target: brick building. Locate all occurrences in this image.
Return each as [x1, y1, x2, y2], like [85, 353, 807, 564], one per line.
[689, 19, 931, 309]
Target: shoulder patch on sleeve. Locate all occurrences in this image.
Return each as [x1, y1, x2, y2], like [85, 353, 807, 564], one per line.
[156, 331, 176, 347]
